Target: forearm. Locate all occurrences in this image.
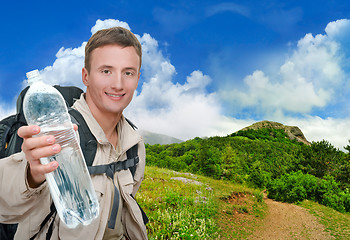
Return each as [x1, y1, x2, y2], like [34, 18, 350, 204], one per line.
[0, 152, 49, 223]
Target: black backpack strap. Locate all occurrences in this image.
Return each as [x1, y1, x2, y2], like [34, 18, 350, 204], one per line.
[53, 85, 83, 107]
[0, 223, 17, 240]
[68, 108, 97, 167]
[125, 145, 148, 225]
[29, 203, 57, 240]
[88, 162, 120, 229]
[88, 145, 139, 229]
[125, 117, 137, 130]
[130, 194, 149, 225]
[126, 144, 139, 177]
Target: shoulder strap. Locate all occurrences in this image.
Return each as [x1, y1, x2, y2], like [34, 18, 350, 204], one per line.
[88, 144, 139, 229]
[126, 144, 139, 177]
[125, 117, 137, 130]
[53, 85, 83, 107]
[29, 203, 56, 240]
[68, 108, 97, 166]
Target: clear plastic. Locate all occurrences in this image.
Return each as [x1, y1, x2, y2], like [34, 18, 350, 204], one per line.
[23, 70, 99, 228]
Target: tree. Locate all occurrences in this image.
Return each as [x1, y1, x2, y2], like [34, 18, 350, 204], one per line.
[344, 140, 350, 154]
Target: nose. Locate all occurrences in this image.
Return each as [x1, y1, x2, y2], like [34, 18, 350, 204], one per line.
[111, 72, 123, 90]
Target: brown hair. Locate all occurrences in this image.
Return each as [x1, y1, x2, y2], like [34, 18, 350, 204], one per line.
[84, 27, 142, 72]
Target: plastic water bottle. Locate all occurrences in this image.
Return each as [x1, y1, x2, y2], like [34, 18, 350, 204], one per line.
[23, 69, 99, 228]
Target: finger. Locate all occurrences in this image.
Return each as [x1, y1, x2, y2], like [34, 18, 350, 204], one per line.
[22, 135, 56, 152]
[73, 124, 78, 131]
[28, 160, 59, 187]
[18, 125, 40, 138]
[26, 144, 61, 161]
[31, 160, 59, 175]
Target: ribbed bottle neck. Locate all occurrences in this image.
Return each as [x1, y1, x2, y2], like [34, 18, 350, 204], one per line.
[26, 69, 43, 85]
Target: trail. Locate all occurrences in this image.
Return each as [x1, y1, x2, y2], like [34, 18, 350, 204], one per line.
[249, 197, 334, 240]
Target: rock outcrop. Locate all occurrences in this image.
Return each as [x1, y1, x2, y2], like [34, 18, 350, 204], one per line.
[240, 120, 310, 145]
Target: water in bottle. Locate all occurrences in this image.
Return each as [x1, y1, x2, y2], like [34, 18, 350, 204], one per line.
[23, 69, 99, 228]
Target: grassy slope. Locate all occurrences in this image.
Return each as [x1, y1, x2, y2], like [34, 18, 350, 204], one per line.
[300, 200, 350, 240]
[137, 166, 350, 239]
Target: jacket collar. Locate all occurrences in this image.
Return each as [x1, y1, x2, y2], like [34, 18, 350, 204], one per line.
[73, 94, 142, 152]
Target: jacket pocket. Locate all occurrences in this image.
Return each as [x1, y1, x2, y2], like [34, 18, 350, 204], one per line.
[91, 175, 105, 203]
[117, 169, 134, 195]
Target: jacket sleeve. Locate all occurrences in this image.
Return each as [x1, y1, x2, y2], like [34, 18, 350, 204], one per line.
[131, 140, 146, 197]
[0, 152, 49, 223]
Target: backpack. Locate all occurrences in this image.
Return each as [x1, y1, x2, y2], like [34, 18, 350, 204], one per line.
[0, 85, 84, 240]
[0, 85, 148, 240]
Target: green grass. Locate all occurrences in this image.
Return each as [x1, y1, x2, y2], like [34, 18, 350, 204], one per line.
[137, 166, 266, 239]
[137, 166, 219, 239]
[137, 166, 350, 239]
[300, 200, 350, 239]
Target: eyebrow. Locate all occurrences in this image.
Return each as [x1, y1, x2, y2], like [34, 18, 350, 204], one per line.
[98, 65, 113, 70]
[124, 67, 138, 72]
[97, 65, 139, 73]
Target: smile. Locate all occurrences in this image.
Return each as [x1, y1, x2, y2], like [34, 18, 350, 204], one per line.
[106, 92, 125, 98]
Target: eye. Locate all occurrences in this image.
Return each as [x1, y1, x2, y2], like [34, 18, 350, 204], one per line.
[102, 69, 111, 74]
[125, 71, 134, 76]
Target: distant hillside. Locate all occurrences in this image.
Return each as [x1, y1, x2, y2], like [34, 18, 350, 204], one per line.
[239, 120, 310, 145]
[139, 130, 183, 145]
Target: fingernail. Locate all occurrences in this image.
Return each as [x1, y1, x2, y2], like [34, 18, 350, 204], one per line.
[51, 162, 58, 169]
[47, 137, 54, 144]
[32, 126, 39, 133]
[52, 145, 59, 152]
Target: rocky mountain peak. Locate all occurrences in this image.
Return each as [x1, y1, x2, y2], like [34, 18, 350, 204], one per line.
[241, 120, 310, 145]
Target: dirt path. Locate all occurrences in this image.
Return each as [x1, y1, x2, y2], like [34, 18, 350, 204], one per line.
[249, 198, 334, 240]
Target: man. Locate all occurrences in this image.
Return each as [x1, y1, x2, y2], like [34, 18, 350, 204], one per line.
[0, 27, 147, 239]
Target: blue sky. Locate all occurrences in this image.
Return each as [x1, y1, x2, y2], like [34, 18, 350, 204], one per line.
[0, 0, 350, 150]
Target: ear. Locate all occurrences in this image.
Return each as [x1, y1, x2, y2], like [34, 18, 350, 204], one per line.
[82, 67, 89, 86]
[136, 71, 141, 88]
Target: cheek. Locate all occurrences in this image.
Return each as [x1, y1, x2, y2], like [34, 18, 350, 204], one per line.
[127, 80, 139, 91]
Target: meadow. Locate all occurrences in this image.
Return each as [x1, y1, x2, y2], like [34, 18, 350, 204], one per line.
[139, 128, 350, 238]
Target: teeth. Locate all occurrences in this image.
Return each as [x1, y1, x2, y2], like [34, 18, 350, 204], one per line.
[106, 93, 123, 97]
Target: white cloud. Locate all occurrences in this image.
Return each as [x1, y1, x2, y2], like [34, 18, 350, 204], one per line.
[38, 44, 86, 90]
[0, 103, 15, 120]
[125, 32, 222, 140]
[220, 19, 347, 118]
[284, 116, 350, 151]
[325, 19, 350, 40]
[90, 19, 131, 35]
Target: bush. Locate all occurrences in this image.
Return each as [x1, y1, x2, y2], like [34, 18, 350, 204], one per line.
[268, 171, 311, 203]
[248, 161, 269, 189]
[267, 171, 350, 213]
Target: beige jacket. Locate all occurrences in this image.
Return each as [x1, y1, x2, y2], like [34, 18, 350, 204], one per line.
[0, 95, 148, 240]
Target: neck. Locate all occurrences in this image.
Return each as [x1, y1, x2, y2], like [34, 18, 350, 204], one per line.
[85, 97, 122, 148]
[97, 113, 121, 149]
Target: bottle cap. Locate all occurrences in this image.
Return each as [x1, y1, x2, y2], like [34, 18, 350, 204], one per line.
[26, 69, 42, 85]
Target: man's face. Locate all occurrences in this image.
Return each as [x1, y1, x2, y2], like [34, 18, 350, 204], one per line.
[82, 44, 140, 118]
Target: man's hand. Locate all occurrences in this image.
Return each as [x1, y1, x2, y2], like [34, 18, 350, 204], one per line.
[17, 125, 61, 188]
[17, 124, 79, 188]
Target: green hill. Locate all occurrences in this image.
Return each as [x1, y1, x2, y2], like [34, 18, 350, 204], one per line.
[145, 124, 350, 212]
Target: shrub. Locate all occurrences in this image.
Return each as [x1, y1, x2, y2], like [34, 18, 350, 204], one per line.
[267, 171, 350, 213]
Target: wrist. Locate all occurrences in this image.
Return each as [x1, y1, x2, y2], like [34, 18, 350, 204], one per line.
[27, 165, 46, 188]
